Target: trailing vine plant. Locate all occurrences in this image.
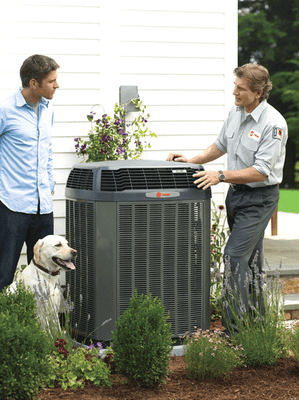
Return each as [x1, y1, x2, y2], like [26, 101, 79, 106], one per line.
[75, 99, 157, 162]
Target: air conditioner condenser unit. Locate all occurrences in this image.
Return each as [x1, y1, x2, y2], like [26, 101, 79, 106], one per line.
[65, 160, 211, 341]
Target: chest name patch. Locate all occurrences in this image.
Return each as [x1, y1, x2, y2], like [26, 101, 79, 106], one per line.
[273, 127, 283, 141]
[248, 130, 261, 142]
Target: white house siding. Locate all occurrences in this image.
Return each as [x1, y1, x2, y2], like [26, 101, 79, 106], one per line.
[0, 0, 238, 268]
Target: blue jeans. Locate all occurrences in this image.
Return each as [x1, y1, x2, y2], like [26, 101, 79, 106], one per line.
[0, 201, 53, 291]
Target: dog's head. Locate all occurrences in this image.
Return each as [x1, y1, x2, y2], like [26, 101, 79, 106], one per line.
[33, 235, 77, 272]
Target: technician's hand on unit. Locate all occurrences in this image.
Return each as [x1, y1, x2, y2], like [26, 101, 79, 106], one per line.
[193, 170, 220, 190]
[166, 152, 189, 163]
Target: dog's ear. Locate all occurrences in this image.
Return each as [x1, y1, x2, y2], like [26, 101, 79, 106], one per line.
[33, 239, 44, 263]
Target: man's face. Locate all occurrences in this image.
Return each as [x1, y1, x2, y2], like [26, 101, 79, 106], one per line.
[233, 77, 260, 113]
[36, 70, 59, 100]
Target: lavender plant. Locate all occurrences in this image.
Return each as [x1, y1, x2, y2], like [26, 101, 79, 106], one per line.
[210, 201, 229, 318]
[75, 99, 156, 162]
[221, 255, 287, 366]
[183, 328, 243, 379]
[287, 324, 299, 362]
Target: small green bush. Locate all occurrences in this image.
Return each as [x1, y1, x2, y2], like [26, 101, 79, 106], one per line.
[184, 329, 243, 379]
[0, 281, 37, 325]
[112, 289, 173, 387]
[0, 284, 52, 399]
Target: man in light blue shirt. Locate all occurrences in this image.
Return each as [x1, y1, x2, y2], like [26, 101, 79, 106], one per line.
[0, 54, 60, 291]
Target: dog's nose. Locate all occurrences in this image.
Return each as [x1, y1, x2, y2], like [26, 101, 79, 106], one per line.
[71, 249, 77, 257]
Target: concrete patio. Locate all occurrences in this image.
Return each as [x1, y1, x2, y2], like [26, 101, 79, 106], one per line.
[264, 211, 299, 270]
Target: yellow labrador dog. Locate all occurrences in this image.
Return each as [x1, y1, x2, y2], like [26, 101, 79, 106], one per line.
[10, 235, 77, 333]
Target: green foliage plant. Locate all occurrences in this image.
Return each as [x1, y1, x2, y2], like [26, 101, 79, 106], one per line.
[222, 255, 288, 366]
[75, 99, 157, 162]
[112, 289, 173, 388]
[210, 201, 229, 318]
[0, 283, 52, 399]
[0, 280, 37, 325]
[48, 343, 112, 390]
[183, 329, 243, 379]
[287, 324, 299, 362]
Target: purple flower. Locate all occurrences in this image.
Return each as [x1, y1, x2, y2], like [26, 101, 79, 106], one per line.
[116, 147, 125, 155]
[119, 129, 128, 136]
[89, 343, 95, 349]
[97, 342, 103, 350]
[101, 134, 111, 143]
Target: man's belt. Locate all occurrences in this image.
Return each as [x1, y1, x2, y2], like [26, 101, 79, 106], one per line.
[230, 184, 277, 192]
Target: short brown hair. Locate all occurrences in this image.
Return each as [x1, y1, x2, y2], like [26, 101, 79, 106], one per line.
[20, 54, 60, 88]
[234, 63, 272, 101]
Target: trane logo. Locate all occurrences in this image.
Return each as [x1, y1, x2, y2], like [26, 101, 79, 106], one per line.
[146, 191, 180, 198]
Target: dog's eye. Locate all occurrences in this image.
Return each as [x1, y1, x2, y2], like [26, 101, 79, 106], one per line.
[55, 243, 62, 247]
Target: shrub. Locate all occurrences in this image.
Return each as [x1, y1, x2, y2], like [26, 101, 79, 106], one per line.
[0, 284, 52, 399]
[0, 281, 37, 325]
[184, 329, 243, 379]
[112, 289, 173, 387]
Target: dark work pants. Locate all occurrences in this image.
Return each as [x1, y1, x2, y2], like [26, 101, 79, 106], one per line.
[222, 184, 279, 332]
[0, 201, 54, 292]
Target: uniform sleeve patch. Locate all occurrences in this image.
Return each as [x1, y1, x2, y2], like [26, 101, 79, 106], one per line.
[272, 127, 283, 141]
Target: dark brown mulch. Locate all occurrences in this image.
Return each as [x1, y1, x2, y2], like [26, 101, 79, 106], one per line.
[37, 318, 299, 400]
[37, 355, 299, 400]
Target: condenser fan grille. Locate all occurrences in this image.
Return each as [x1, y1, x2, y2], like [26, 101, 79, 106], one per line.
[66, 168, 94, 190]
[101, 167, 199, 191]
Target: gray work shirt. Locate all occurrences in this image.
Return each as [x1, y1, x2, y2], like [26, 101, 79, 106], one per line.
[214, 100, 288, 188]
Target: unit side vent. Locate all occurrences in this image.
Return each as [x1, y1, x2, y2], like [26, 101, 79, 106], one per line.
[66, 200, 95, 335]
[101, 167, 199, 191]
[66, 168, 94, 190]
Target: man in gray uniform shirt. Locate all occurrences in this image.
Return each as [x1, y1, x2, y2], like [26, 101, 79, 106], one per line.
[167, 63, 288, 333]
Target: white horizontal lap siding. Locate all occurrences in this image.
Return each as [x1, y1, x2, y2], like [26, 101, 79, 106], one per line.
[119, 1, 237, 209]
[0, 0, 237, 268]
[0, 0, 101, 268]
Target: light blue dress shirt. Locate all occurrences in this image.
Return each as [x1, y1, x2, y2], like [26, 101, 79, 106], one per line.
[214, 100, 288, 187]
[0, 88, 55, 214]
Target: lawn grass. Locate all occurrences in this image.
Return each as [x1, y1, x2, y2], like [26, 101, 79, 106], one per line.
[278, 189, 299, 214]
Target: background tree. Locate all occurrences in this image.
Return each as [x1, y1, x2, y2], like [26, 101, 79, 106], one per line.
[238, 0, 299, 187]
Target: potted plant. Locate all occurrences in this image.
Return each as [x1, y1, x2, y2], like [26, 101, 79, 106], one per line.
[74, 99, 156, 162]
